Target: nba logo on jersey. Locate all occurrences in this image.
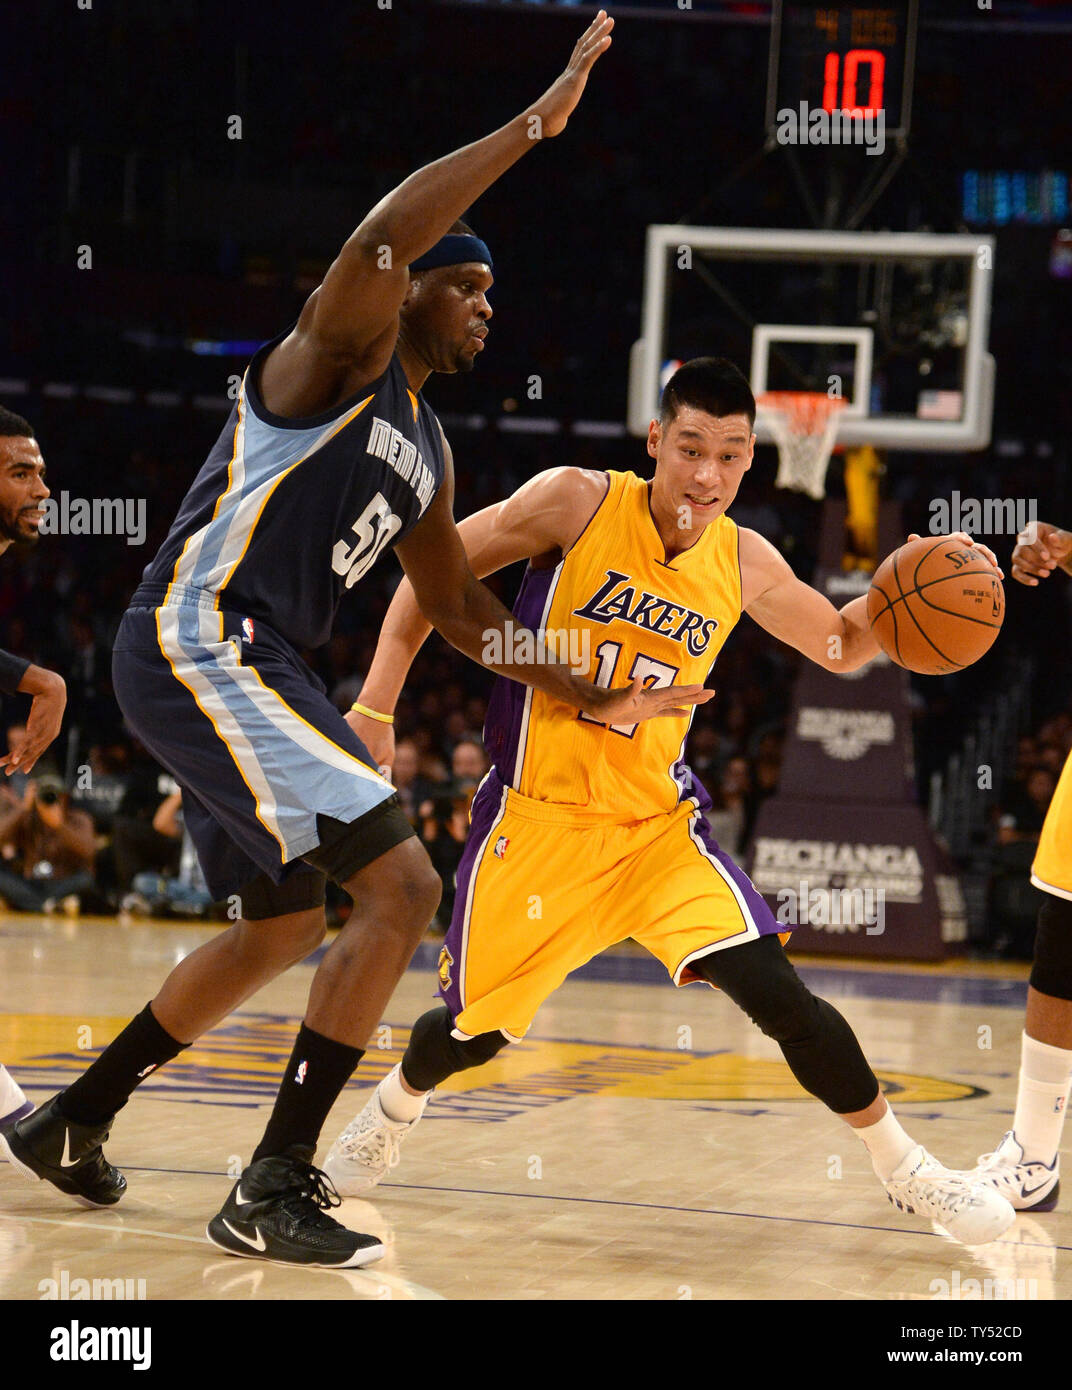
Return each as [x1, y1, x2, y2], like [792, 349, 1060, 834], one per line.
[242, 617, 255, 643]
[295, 1060, 308, 1086]
[494, 836, 509, 859]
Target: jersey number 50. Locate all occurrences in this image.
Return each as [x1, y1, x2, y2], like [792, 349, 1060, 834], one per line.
[332, 493, 402, 589]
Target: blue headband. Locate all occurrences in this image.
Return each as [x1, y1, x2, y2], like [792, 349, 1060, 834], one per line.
[410, 234, 493, 273]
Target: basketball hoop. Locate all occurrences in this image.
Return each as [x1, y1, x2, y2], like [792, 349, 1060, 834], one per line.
[756, 392, 847, 501]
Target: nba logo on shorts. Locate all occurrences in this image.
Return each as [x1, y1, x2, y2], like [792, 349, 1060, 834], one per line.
[242, 617, 255, 643]
[494, 835, 509, 859]
[295, 1060, 308, 1086]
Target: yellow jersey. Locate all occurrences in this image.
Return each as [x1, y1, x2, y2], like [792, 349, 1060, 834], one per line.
[483, 470, 742, 818]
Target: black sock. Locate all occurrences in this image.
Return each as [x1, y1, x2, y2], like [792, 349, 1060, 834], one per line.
[59, 1002, 189, 1126]
[252, 1024, 364, 1162]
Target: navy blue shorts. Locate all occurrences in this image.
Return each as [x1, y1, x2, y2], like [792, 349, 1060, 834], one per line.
[113, 583, 407, 903]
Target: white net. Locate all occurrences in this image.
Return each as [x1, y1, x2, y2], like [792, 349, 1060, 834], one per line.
[756, 392, 846, 501]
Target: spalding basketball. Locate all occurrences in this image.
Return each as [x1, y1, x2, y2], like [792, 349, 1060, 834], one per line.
[867, 535, 1004, 675]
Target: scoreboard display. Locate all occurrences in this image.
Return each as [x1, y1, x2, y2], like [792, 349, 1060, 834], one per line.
[766, 2, 919, 141]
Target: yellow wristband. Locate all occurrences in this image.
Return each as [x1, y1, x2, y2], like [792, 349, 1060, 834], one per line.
[351, 701, 394, 725]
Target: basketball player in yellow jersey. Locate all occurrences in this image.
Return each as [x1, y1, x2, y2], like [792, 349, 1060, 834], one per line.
[966, 520, 1072, 1211]
[327, 358, 1013, 1245]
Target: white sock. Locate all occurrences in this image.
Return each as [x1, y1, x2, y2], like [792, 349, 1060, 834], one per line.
[1012, 1032, 1072, 1165]
[378, 1064, 427, 1123]
[854, 1105, 916, 1182]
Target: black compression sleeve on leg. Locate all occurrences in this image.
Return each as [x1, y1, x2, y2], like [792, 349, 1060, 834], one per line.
[1029, 893, 1072, 1002]
[692, 935, 880, 1115]
[401, 1007, 510, 1092]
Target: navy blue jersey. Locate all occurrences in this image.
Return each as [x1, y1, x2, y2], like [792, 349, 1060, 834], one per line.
[140, 331, 446, 650]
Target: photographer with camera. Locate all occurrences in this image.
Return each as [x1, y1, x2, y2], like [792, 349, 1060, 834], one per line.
[0, 774, 96, 916]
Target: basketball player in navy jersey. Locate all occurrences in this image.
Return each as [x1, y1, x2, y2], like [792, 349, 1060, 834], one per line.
[1, 13, 708, 1269]
[0, 408, 69, 1128]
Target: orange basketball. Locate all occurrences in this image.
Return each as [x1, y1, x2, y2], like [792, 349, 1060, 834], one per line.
[867, 535, 1005, 675]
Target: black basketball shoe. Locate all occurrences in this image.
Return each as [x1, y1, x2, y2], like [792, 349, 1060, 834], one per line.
[0, 1095, 127, 1207]
[207, 1146, 385, 1268]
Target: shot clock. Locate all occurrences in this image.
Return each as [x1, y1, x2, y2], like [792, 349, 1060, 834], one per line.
[766, 1, 919, 141]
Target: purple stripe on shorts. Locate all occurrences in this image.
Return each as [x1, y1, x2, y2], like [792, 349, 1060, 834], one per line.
[683, 765, 780, 937]
[483, 565, 556, 785]
[437, 768, 509, 1020]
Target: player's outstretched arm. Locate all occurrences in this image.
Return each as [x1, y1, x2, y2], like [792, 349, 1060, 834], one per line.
[386, 457, 711, 746]
[299, 11, 613, 364]
[740, 528, 1002, 672]
[357, 465, 604, 721]
[1011, 521, 1072, 586]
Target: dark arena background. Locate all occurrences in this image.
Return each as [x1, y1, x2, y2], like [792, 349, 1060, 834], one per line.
[1, 0, 1071, 1332]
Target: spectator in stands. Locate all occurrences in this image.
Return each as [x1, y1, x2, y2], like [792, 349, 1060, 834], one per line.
[708, 756, 751, 855]
[0, 774, 96, 914]
[997, 766, 1058, 846]
[121, 786, 213, 919]
[686, 723, 722, 786]
[451, 736, 489, 783]
[108, 748, 182, 894]
[420, 778, 479, 933]
[392, 736, 439, 826]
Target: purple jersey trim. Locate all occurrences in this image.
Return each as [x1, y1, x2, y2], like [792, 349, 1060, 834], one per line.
[483, 565, 556, 787]
[688, 807, 780, 937]
[675, 759, 780, 945]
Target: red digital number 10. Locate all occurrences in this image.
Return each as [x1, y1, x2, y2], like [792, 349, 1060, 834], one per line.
[822, 48, 885, 116]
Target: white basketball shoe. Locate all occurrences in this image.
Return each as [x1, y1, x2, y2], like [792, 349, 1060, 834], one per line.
[323, 1066, 431, 1195]
[970, 1131, 1060, 1212]
[0, 1064, 32, 1127]
[884, 1145, 1016, 1245]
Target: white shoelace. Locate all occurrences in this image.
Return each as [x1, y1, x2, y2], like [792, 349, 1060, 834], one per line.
[339, 1113, 404, 1172]
[901, 1170, 986, 1217]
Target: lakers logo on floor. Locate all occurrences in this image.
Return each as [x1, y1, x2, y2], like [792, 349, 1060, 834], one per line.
[1, 1012, 984, 1120]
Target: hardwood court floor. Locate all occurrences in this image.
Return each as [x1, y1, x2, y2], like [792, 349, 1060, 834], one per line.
[0, 914, 1063, 1302]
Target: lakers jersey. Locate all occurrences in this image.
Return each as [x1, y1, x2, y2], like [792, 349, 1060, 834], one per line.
[140, 329, 446, 650]
[484, 470, 742, 818]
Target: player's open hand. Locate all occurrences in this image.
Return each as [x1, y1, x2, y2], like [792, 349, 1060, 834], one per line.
[905, 532, 1004, 578]
[573, 675, 715, 725]
[527, 9, 613, 140]
[345, 708, 396, 780]
[0, 675, 66, 777]
[1010, 520, 1072, 587]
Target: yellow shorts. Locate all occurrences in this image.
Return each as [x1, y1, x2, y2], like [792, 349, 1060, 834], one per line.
[437, 771, 785, 1040]
[1033, 748, 1072, 899]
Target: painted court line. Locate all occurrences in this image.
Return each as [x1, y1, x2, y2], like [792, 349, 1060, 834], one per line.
[376, 1181, 1072, 1251]
[51, 1166, 1071, 1253]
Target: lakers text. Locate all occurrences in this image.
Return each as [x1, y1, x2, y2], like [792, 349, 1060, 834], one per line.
[775, 880, 885, 936]
[928, 493, 1037, 540]
[773, 102, 885, 156]
[482, 621, 590, 673]
[38, 492, 147, 546]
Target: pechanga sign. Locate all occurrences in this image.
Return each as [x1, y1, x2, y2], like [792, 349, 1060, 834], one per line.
[745, 502, 965, 959]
